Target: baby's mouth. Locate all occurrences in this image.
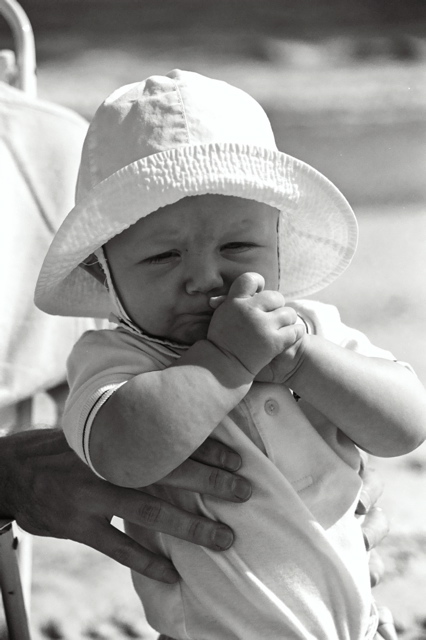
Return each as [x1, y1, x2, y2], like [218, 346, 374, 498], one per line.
[190, 310, 214, 317]
[177, 311, 213, 331]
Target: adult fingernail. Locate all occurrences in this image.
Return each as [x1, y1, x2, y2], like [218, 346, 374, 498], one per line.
[378, 607, 395, 625]
[370, 571, 380, 587]
[233, 478, 252, 501]
[377, 623, 398, 640]
[363, 530, 372, 551]
[213, 527, 234, 550]
[376, 606, 398, 639]
[357, 490, 371, 515]
[159, 566, 179, 584]
[222, 451, 241, 471]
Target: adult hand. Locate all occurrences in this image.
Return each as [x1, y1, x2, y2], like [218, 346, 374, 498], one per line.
[374, 607, 398, 640]
[0, 429, 251, 583]
[357, 464, 397, 640]
[356, 463, 389, 583]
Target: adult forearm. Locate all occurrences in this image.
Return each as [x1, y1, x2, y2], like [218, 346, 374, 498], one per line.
[0, 429, 249, 581]
[90, 339, 254, 486]
[0, 429, 70, 521]
[288, 335, 426, 457]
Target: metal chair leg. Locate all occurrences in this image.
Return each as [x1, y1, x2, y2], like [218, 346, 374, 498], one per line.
[0, 520, 31, 640]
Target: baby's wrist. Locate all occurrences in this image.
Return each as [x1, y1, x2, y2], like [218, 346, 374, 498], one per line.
[194, 339, 255, 387]
[280, 332, 311, 387]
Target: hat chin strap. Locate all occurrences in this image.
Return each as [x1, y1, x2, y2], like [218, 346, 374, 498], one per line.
[95, 247, 134, 325]
[95, 247, 188, 350]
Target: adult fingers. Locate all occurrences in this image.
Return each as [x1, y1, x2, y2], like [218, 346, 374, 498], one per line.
[9, 427, 69, 456]
[369, 549, 385, 588]
[81, 519, 179, 583]
[108, 485, 235, 552]
[375, 606, 398, 640]
[356, 466, 384, 515]
[190, 437, 242, 471]
[362, 506, 390, 551]
[227, 272, 264, 299]
[159, 458, 252, 503]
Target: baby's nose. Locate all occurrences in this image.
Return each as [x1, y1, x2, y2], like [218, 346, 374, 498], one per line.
[184, 256, 224, 295]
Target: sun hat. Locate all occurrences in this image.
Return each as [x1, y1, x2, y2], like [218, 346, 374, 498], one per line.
[35, 69, 358, 319]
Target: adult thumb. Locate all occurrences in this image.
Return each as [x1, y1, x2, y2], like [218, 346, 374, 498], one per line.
[228, 273, 265, 299]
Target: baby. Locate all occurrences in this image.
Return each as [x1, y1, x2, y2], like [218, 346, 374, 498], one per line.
[35, 70, 426, 640]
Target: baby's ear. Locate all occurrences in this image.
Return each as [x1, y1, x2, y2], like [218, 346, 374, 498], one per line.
[80, 254, 106, 286]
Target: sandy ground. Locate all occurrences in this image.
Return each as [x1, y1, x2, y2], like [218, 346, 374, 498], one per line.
[1, 8, 425, 637]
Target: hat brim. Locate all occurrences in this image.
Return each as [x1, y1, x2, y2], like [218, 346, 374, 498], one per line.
[35, 142, 358, 318]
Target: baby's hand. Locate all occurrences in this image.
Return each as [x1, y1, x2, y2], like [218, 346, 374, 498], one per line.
[255, 316, 310, 384]
[207, 273, 305, 377]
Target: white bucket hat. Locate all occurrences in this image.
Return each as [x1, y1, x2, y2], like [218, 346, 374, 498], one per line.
[35, 69, 358, 319]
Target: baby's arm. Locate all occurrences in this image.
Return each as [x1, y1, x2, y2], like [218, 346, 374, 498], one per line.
[271, 332, 426, 457]
[91, 339, 252, 487]
[90, 273, 304, 487]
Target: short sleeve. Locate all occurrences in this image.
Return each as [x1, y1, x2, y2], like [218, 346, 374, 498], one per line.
[63, 328, 172, 471]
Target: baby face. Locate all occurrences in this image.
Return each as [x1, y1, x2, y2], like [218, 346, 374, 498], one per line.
[105, 194, 279, 344]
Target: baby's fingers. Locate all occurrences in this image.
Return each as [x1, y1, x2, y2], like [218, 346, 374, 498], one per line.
[209, 295, 226, 310]
[252, 289, 286, 312]
[268, 304, 299, 326]
[227, 272, 265, 300]
[277, 321, 306, 348]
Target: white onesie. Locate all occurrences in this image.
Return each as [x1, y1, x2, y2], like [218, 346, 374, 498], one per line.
[63, 300, 395, 640]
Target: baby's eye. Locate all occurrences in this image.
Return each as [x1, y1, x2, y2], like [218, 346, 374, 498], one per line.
[221, 242, 257, 253]
[145, 251, 179, 264]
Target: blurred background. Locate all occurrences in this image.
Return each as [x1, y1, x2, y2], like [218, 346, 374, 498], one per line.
[1, 1, 425, 638]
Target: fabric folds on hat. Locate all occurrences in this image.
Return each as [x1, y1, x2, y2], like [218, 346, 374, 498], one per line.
[35, 69, 358, 318]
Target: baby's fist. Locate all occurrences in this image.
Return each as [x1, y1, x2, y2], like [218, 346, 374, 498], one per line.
[208, 273, 298, 376]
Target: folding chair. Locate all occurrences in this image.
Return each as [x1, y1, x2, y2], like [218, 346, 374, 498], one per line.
[0, 1, 94, 636]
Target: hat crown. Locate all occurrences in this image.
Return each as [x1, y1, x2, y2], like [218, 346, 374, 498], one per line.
[76, 69, 277, 201]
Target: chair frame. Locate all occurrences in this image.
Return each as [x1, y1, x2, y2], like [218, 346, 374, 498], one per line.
[1, 2, 37, 637]
[0, 519, 31, 640]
